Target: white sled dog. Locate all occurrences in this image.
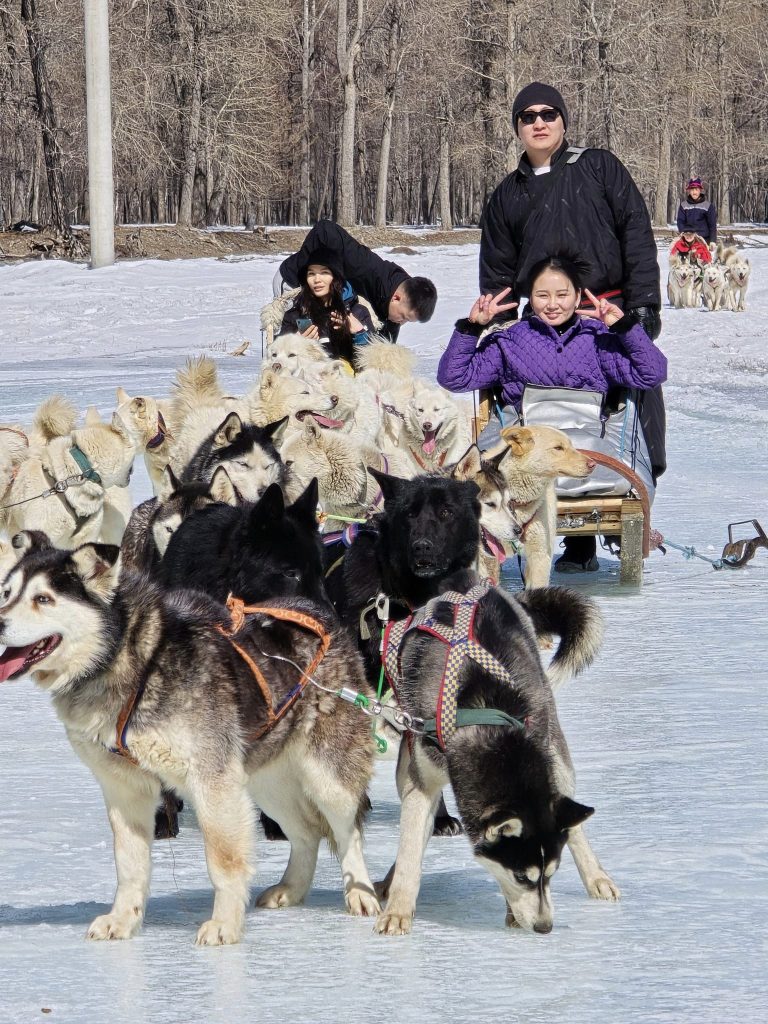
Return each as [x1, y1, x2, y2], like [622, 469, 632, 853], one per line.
[0, 532, 380, 944]
[701, 261, 727, 311]
[667, 255, 699, 309]
[725, 252, 751, 312]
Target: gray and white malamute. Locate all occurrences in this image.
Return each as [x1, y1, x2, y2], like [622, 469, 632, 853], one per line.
[375, 570, 620, 935]
[0, 532, 379, 944]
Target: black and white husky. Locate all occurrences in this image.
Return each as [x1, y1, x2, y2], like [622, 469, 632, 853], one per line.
[0, 532, 379, 944]
[375, 569, 620, 935]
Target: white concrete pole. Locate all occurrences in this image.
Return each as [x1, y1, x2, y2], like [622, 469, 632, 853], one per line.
[84, 0, 115, 268]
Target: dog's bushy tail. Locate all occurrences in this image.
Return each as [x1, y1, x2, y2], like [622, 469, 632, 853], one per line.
[172, 356, 224, 429]
[354, 337, 415, 378]
[33, 395, 78, 441]
[515, 587, 603, 689]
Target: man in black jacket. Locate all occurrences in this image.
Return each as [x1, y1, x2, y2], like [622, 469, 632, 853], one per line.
[278, 220, 437, 343]
[480, 81, 666, 570]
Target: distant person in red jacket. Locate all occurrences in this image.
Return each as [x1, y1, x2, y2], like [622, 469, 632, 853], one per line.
[670, 231, 712, 265]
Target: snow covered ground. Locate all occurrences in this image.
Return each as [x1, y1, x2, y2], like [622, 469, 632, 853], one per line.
[1, 242, 767, 1023]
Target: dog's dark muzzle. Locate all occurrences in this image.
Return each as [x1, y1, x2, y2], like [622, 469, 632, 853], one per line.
[409, 537, 448, 578]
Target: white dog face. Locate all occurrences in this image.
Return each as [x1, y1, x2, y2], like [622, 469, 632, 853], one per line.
[405, 384, 459, 455]
[267, 334, 330, 376]
[0, 537, 119, 690]
[728, 258, 751, 287]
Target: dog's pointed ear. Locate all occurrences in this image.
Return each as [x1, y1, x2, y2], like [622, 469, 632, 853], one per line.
[85, 405, 102, 427]
[451, 445, 482, 481]
[110, 410, 132, 443]
[157, 464, 180, 502]
[367, 467, 407, 503]
[250, 482, 285, 528]
[500, 426, 535, 457]
[482, 446, 509, 470]
[260, 369, 277, 391]
[11, 530, 53, 555]
[484, 817, 523, 842]
[262, 415, 289, 447]
[116, 387, 131, 406]
[70, 543, 121, 599]
[212, 412, 244, 449]
[554, 797, 594, 832]
[288, 478, 319, 528]
[209, 466, 240, 506]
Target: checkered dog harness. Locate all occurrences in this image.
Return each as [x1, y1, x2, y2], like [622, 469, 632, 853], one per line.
[382, 580, 524, 751]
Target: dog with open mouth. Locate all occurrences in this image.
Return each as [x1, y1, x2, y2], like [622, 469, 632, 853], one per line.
[399, 381, 473, 473]
[0, 530, 380, 944]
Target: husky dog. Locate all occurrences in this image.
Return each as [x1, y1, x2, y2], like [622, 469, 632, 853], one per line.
[121, 465, 238, 573]
[4, 397, 137, 549]
[301, 361, 383, 447]
[374, 569, 619, 936]
[249, 369, 341, 434]
[449, 446, 519, 584]
[667, 255, 699, 309]
[114, 387, 174, 496]
[281, 420, 369, 526]
[701, 261, 727, 311]
[331, 469, 484, 836]
[481, 426, 594, 589]
[159, 479, 328, 610]
[176, 412, 289, 503]
[399, 381, 474, 473]
[725, 253, 751, 312]
[0, 533, 379, 943]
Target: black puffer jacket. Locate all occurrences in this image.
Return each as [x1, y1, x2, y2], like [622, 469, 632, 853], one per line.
[280, 220, 409, 341]
[479, 141, 661, 311]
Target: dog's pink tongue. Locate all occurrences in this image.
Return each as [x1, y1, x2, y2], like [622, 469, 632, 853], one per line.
[422, 429, 437, 455]
[482, 528, 506, 562]
[0, 644, 34, 683]
[311, 413, 344, 429]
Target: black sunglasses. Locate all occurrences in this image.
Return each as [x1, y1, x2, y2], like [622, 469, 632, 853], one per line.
[518, 108, 560, 126]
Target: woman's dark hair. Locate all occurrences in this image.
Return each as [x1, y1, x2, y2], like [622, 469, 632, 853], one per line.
[298, 266, 355, 363]
[526, 255, 584, 295]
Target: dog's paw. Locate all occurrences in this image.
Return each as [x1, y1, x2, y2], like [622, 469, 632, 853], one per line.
[345, 886, 380, 917]
[195, 919, 242, 946]
[255, 883, 303, 909]
[374, 908, 414, 936]
[86, 912, 141, 941]
[586, 873, 621, 901]
[433, 813, 463, 837]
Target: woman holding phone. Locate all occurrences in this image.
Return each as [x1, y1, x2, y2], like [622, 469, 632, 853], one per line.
[279, 245, 374, 364]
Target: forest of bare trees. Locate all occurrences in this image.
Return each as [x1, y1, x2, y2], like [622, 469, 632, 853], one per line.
[1, 0, 767, 233]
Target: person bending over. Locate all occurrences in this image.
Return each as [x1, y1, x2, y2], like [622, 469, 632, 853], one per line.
[277, 220, 437, 342]
[279, 246, 374, 364]
[437, 256, 667, 572]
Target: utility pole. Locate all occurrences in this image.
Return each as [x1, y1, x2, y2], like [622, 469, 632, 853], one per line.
[83, 0, 115, 268]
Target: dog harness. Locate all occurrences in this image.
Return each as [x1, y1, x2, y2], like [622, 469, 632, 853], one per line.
[109, 596, 331, 762]
[382, 580, 527, 751]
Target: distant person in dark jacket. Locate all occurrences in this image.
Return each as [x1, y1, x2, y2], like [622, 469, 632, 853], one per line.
[279, 245, 373, 364]
[676, 178, 717, 244]
[277, 220, 437, 343]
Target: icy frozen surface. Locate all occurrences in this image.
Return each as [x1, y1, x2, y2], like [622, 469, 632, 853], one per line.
[1, 244, 767, 1023]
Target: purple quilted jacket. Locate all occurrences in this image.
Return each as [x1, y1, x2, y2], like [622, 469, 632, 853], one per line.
[436, 313, 667, 411]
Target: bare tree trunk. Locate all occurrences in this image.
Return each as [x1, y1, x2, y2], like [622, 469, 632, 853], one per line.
[336, 0, 363, 225]
[653, 103, 672, 226]
[374, 0, 402, 226]
[437, 92, 453, 231]
[298, 0, 316, 224]
[20, 0, 69, 234]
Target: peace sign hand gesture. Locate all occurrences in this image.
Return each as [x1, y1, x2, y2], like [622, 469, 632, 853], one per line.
[578, 288, 624, 327]
[468, 287, 518, 326]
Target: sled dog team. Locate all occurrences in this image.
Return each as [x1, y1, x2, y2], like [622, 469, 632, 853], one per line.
[0, 338, 620, 945]
[667, 239, 751, 311]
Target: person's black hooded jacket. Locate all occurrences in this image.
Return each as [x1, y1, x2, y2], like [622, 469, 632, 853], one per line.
[479, 141, 661, 314]
[280, 220, 409, 341]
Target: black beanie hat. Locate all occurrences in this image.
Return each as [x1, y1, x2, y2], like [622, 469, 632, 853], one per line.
[512, 82, 568, 135]
[297, 245, 345, 283]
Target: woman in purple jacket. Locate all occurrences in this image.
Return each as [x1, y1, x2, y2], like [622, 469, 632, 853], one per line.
[437, 256, 667, 571]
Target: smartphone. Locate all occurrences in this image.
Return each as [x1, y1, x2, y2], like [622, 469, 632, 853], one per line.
[296, 317, 313, 332]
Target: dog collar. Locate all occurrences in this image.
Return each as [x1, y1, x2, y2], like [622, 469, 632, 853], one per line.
[69, 444, 102, 484]
[146, 412, 169, 450]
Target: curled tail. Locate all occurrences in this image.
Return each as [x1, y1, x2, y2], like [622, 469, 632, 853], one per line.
[514, 587, 604, 688]
[172, 356, 224, 430]
[354, 338, 414, 378]
[33, 396, 78, 442]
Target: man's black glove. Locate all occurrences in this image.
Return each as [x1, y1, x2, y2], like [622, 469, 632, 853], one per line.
[628, 305, 662, 340]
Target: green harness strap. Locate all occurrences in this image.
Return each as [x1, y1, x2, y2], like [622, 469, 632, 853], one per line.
[69, 445, 102, 484]
[421, 708, 527, 747]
